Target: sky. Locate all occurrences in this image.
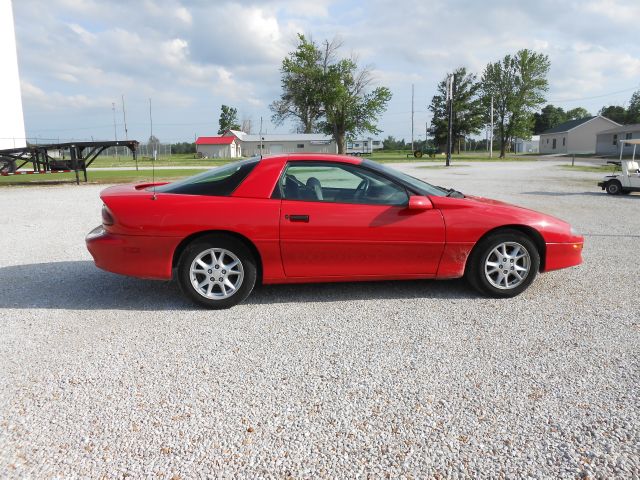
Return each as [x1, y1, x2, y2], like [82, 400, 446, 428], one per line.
[11, 0, 640, 144]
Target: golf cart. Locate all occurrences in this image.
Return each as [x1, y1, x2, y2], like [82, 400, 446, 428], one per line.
[598, 139, 640, 195]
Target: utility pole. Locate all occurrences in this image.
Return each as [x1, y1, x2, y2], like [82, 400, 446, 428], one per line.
[411, 84, 415, 154]
[445, 74, 454, 167]
[121, 95, 128, 141]
[489, 95, 494, 158]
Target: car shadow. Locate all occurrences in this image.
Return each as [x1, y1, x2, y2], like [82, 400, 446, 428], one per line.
[0, 261, 475, 311]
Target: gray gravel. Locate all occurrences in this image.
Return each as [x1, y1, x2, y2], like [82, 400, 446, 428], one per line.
[0, 159, 638, 478]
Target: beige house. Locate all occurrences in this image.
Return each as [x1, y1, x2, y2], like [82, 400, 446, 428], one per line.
[539, 116, 619, 154]
[596, 124, 640, 156]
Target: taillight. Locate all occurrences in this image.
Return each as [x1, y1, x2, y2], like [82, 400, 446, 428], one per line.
[101, 204, 114, 226]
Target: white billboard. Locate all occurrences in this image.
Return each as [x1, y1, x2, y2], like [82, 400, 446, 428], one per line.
[0, 0, 26, 150]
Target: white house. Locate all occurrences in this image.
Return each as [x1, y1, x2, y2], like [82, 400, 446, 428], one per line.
[223, 130, 337, 156]
[539, 116, 619, 154]
[514, 135, 539, 154]
[195, 136, 241, 158]
[596, 124, 640, 156]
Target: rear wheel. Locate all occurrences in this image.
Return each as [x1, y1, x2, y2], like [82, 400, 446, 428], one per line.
[466, 230, 540, 298]
[414, 150, 423, 158]
[177, 235, 256, 309]
[606, 180, 622, 195]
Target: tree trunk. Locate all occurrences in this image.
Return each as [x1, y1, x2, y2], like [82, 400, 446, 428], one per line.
[336, 131, 345, 154]
[499, 122, 506, 158]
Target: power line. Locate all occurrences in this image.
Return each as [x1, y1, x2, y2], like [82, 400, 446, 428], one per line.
[548, 84, 639, 104]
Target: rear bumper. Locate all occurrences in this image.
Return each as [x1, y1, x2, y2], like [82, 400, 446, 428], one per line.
[85, 226, 177, 280]
[544, 240, 584, 272]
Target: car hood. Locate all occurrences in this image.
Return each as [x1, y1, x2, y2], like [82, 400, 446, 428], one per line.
[430, 194, 580, 244]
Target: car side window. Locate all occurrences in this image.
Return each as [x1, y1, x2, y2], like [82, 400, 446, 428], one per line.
[279, 162, 409, 206]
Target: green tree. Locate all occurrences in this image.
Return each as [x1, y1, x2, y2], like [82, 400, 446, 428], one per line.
[481, 49, 550, 157]
[565, 107, 590, 120]
[218, 105, 240, 134]
[320, 57, 392, 153]
[599, 105, 627, 124]
[270, 34, 324, 133]
[429, 67, 485, 153]
[271, 35, 392, 153]
[625, 90, 640, 124]
[533, 105, 566, 134]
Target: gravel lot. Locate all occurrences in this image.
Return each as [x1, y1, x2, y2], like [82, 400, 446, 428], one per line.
[0, 159, 638, 478]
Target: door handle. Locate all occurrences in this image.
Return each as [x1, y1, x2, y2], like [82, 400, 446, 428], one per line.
[286, 214, 309, 222]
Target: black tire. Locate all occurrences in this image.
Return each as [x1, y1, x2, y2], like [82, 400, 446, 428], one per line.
[606, 180, 622, 195]
[466, 229, 540, 298]
[414, 150, 423, 158]
[0, 159, 16, 174]
[177, 235, 257, 309]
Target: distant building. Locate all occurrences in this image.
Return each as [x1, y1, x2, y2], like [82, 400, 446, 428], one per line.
[195, 136, 241, 158]
[0, 0, 26, 150]
[514, 135, 539, 154]
[596, 124, 640, 156]
[223, 130, 337, 156]
[539, 116, 619, 154]
[346, 138, 383, 155]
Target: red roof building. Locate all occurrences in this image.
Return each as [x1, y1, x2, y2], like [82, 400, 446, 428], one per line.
[195, 136, 235, 145]
[195, 136, 240, 158]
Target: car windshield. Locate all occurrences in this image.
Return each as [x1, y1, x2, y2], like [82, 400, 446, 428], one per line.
[153, 157, 259, 196]
[362, 159, 450, 197]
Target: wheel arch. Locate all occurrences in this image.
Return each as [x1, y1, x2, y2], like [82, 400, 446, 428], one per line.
[464, 224, 546, 274]
[171, 230, 264, 284]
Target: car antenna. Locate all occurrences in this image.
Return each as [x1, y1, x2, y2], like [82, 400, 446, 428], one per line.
[149, 97, 157, 200]
[259, 116, 263, 159]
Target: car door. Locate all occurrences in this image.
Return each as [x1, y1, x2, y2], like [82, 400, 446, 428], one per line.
[277, 161, 446, 279]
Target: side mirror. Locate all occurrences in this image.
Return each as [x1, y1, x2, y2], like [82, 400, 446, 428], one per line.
[407, 195, 433, 211]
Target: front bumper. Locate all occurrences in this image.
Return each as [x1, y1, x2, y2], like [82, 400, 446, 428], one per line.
[544, 239, 584, 272]
[86, 225, 177, 280]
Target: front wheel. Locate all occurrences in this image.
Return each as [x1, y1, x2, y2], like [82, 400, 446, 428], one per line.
[177, 235, 257, 309]
[466, 230, 540, 298]
[606, 180, 622, 195]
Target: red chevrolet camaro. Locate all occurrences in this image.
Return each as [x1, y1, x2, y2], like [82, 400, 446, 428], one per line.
[86, 154, 584, 308]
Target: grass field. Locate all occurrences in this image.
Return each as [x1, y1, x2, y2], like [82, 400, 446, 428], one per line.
[0, 168, 208, 186]
[557, 164, 616, 173]
[0, 151, 540, 186]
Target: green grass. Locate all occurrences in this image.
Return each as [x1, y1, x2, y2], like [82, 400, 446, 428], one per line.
[88, 153, 228, 168]
[0, 150, 542, 186]
[0, 168, 208, 186]
[370, 151, 536, 163]
[557, 165, 615, 173]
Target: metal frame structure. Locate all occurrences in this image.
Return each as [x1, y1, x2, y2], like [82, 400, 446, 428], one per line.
[0, 140, 139, 184]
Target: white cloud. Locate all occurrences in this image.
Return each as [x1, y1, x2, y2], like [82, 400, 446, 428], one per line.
[11, 0, 640, 141]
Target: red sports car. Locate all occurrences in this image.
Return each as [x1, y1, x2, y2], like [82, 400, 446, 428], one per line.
[86, 154, 584, 308]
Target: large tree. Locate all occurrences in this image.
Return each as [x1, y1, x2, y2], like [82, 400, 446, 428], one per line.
[429, 67, 485, 152]
[565, 107, 591, 120]
[533, 105, 565, 134]
[481, 49, 550, 157]
[270, 34, 325, 133]
[271, 35, 391, 153]
[320, 57, 392, 152]
[599, 105, 627, 124]
[218, 105, 240, 134]
[627, 90, 640, 124]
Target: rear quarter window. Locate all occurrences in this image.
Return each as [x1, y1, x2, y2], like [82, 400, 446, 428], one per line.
[154, 158, 259, 196]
